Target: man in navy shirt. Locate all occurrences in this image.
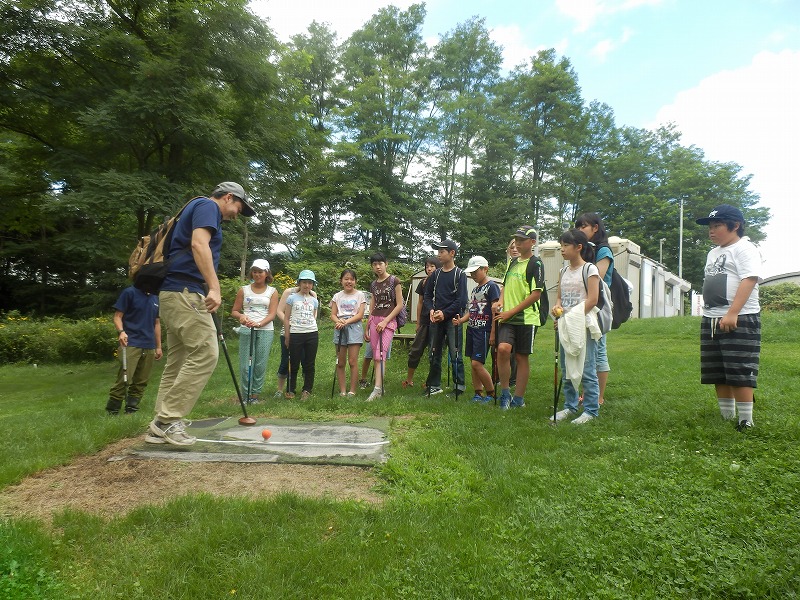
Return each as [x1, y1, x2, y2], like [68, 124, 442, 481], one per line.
[147, 182, 254, 446]
[106, 286, 162, 415]
[423, 239, 468, 396]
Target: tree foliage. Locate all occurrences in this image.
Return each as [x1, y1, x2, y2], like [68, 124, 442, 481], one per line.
[0, 2, 769, 316]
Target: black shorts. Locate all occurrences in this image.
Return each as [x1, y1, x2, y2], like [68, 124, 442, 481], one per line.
[700, 314, 760, 388]
[465, 327, 491, 364]
[497, 323, 536, 355]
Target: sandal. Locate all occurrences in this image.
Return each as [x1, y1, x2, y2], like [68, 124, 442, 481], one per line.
[284, 392, 295, 399]
[401, 380, 414, 389]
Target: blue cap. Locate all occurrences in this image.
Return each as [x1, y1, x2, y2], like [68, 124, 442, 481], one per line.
[297, 269, 317, 283]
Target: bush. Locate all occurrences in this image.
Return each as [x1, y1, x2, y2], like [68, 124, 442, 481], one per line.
[760, 282, 800, 312]
[0, 311, 116, 364]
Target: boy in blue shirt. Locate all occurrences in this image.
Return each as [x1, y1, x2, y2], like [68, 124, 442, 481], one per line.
[106, 286, 162, 414]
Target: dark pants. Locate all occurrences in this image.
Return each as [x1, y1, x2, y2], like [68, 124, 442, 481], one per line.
[288, 331, 319, 394]
[407, 323, 430, 369]
[427, 320, 465, 391]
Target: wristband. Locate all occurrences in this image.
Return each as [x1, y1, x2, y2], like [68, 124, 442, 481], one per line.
[117, 329, 125, 334]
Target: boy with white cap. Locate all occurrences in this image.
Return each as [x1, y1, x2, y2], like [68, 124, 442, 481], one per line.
[454, 256, 501, 403]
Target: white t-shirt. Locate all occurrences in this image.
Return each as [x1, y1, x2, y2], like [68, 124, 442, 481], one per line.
[242, 284, 276, 331]
[286, 292, 319, 333]
[701, 236, 761, 317]
[330, 290, 366, 319]
[560, 263, 600, 312]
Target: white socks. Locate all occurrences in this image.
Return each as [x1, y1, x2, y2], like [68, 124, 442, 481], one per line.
[736, 401, 754, 424]
[718, 398, 736, 420]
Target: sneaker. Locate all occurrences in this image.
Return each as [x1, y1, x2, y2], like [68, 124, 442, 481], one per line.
[359, 379, 370, 390]
[347, 391, 357, 397]
[148, 420, 196, 446]
[550, 409, 574, 423]
[273, 390, 283, 399]
[736, 419, 754, 432]
[482, 395, 494, 404]
[571, 412, 595, 425]
[471, 393, 484, 403]
[510, 397, 526, 408]
[300, 390, 311, 401]
[499, 390, 511, 410]
[447, 389, 466, 398]
[423, 386, 443, 397]
[366, 388, 382, 402]
[284, 392, 295, 399]
[144, 433, 165, 444]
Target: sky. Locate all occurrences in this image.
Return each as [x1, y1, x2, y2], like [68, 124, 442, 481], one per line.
[249, 0, 799, 278]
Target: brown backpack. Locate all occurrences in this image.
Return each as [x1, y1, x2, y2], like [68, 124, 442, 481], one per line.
[127, 198, 197, 294]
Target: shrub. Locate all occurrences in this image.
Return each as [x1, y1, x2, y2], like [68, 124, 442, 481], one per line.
[760, 282, 800, 312]
[0, 311, 115, 364]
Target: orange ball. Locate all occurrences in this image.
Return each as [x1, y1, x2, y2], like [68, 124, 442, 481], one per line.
[261, 428, 272, 440]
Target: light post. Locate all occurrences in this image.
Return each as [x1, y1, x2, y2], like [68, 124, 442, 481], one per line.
[678, 197, 684, 279]
[659, 238, 666, 264]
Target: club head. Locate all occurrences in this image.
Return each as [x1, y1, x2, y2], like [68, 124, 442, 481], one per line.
[238, 416, 257, 426]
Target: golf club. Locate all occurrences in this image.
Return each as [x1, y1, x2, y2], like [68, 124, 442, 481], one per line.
[121, 344, 128, 401]
[427, 325, 436, 399]
[331, 325, 345, 398]
[246, 326, 255, 404]
[212, 312, 256, 426]
[380, 329, 385, 397]
[452, 322, 462, 401]
[490, 335, 499, 406]
[553, 319, 563, 425]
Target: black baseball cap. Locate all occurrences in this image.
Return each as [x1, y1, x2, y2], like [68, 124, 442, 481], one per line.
[695, 204, 744, 225]
[431, 238, 459, 253]
[513, 225, 537, 240]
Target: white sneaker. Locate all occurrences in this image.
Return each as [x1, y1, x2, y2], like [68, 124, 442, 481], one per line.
[571, 412, 595, 425]
[366, 388, 382, 402]
[148, 419, 196, 446]
[550, 409, 574, 423]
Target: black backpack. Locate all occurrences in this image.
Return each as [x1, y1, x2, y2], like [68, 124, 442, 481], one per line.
[505, 257, 548, 326]
[595, 243, 633, 329]
[609, 269, 633, 329]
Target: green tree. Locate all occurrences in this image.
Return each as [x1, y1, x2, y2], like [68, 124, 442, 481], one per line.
[428, 17, 502, 240]
[336, 3, 433, 255]
[0, 0, 308, 315]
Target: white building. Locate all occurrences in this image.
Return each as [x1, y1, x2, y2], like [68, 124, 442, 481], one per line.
[538, 237, 692, 319]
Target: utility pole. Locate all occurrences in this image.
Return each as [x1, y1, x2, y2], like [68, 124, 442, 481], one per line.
[659, 238, 666, 264]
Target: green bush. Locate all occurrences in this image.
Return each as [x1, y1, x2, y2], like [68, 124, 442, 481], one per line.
[760, 282, 800, 311]
[0, 311, 116, 364]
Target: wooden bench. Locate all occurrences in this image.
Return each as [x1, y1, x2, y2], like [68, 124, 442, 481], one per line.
[392, 332, 416, 348]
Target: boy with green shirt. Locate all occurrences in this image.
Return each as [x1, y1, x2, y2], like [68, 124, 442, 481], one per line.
[493, 225, 544, 410]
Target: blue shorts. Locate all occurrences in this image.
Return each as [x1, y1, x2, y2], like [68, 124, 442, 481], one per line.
[365, 341, 391, 360]
[465, 327, 491, 364]
[333, 322, 364, 346]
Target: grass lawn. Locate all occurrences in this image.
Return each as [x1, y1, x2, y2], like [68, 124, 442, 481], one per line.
[1, 313, 799, 598]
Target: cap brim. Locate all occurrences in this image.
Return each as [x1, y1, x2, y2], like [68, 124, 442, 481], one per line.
[240, 200, 256, 217]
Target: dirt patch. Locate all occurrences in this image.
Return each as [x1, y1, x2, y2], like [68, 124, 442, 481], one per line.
[0, 437, 383, 522]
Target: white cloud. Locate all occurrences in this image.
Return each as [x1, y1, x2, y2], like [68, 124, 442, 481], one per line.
[588, 27, 632, 62]
[555, 0, 662, 32]
[248, 0, 416, 42]
[489, 25, 568, 71]
[652, 50, 800, 277]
